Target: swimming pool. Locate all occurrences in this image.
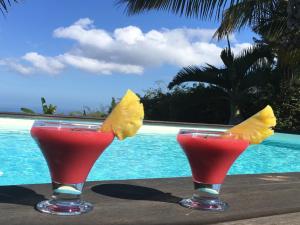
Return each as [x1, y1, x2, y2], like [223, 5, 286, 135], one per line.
[0, 118, 299, 185]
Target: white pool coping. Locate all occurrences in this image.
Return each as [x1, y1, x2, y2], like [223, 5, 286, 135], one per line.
[0, 118, 227, 134]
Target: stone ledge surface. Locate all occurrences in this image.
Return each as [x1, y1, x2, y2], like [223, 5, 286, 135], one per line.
[214, 212, 300, 225]
[0, 173, 299, 225]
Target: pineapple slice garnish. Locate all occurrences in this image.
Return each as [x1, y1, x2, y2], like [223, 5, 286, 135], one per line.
[225, 105, 276, 144]
[101, 90, 144, 140]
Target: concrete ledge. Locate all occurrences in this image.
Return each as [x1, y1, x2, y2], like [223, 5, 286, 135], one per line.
[0, 117, 229, 135]
[2, 112, 299, 134]
[0, 112, 232, 129]
[214, 212, 300, 225]
[0, 173, 300, 225]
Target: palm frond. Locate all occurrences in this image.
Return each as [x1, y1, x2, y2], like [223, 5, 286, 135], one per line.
[168, 65, 227, 90]
[214, 0, 281, 39]
[253, 14, 287, 41]
[239, 62, 273, 90]
[234, 44, 274, 77]
[253, 1, 288, 41]
[0, 0, 17, 14]
[220, 47, 234, 68]
[116, 0, 239, 20]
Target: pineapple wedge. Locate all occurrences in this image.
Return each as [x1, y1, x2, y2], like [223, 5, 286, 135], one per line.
[225, 105, 276, 144]
[101, 90, 144, 140]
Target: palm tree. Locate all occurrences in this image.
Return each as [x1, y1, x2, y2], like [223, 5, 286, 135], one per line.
[168, 43, 274, 124]
[215, 0, 300, 81]
[0, 0, 18, 14]
[117, 0, 300, 31]
[214, 1, 300, 49]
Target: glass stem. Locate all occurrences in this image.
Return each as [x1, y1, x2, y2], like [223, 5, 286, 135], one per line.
[194, 182, 221, 196]
[51, 182, 83, 202]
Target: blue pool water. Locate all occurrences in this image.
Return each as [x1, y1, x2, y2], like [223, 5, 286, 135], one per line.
[0, 119, 299, 185]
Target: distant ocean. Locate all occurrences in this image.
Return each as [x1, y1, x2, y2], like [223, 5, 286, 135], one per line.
[0, 107, 73, 114]
[0, 107, 21, 113]
[0, 105, 109, 115]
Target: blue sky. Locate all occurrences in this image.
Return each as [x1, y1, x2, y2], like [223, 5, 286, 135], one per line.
[0, 0, 255, 113]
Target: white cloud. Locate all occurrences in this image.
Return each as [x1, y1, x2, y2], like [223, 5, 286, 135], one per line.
[10, 63, 34, 75]
[114, 26, 145, 45]
[0, 18, 252, 75]
[53, 18, 113, 49]
[23, 52, 65, 74]
[59, 53, 143, 74]
[0, 59, 34, 75]
[231, 43, 253, 55]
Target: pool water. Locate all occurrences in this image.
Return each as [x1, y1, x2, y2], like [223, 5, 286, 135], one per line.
[0, 119, 299, 185]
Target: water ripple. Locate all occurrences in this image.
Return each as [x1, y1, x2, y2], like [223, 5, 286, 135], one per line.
[0, 131, 299, 185]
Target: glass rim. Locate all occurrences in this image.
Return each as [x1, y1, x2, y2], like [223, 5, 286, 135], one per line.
[32, 120, 101, 130]
[178, 129, 229, 137]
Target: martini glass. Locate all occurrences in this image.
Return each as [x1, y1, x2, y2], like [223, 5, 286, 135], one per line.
[31, 120, 114, 215]
[177, 129, 249, 211]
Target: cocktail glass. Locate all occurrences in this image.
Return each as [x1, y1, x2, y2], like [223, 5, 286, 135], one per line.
[31, 120, 114, 215]
[177, 129, 249, 211]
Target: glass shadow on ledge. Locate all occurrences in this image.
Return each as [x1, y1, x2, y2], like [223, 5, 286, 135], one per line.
[0, 185, 46, 207]
[91, 183, 181, 204]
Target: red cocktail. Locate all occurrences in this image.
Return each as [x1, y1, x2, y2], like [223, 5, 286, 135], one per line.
[31, 121, 114, 215]
[177, 129, 249, 211]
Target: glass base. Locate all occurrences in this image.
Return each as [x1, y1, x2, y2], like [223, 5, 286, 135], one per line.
[179, 195, 228, 211]
[36, 199, 93, 216]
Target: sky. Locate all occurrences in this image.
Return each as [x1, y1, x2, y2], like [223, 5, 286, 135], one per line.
[0, 0, 255, 114]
